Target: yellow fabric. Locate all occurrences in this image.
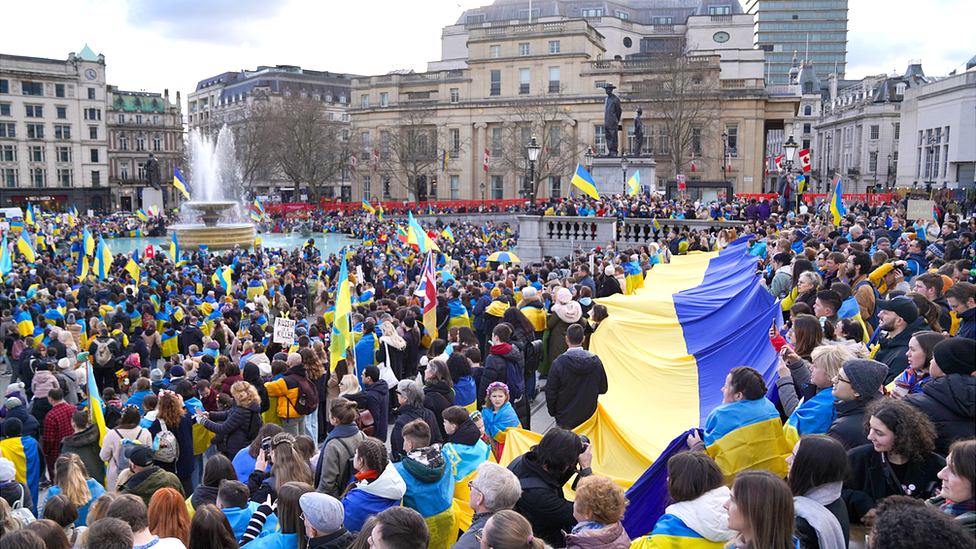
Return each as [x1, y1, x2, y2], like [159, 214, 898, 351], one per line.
[453, 471, 478, 532]
[631, 534, 724, 549]
[447, 316, 472, 330]
[705, 417, 791, 484]
[780, 285, 799, 312]
[869, 263, 894, 295]
[425, 506, 457, 549]
[263, 397, 282, 425]
[186, 495, 195, 517]
[192, 424, 215, 455]
[266, 377, 301, 418]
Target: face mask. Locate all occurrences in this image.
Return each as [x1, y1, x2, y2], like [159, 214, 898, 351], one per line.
[579, 297, 592, 306]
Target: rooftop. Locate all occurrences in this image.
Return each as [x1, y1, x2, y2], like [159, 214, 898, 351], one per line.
[456, 0, 744, 26]
[77, 44, 99, 62]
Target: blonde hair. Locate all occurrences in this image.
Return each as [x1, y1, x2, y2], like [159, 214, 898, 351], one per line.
[810, 344, 856, 382]
[339, 374, 361, 395]
[54, 456, 91, 508]
[574, 475, 629, 524]
[0, 498, 22, 536]
[230, 380, 260, 408]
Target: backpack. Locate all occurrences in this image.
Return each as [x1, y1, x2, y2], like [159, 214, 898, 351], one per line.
[356, 408, 375, 437]
[285, 374, 318, 416]
[115, 428, 146, 470]
[334, 436, 358, 492]
[524, 340, 543, 373]
[104, 405, 123, 430]
[854, 280, 882, 328]
[152, 419, 180, 463]
[505, 359, 525, 401]
[94, 340, 115, 367]
[10, 339, 26, 361]
[10, 483, 35, 527]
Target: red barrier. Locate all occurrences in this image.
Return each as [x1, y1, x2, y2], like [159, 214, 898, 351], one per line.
[734, 193, 898, 206]
[263, 199, 527, 216]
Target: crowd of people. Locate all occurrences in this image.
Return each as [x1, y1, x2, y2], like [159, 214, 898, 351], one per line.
[0, 190, 971, 549]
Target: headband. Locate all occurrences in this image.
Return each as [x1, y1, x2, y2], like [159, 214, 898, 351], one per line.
[486, 382, 509, 396]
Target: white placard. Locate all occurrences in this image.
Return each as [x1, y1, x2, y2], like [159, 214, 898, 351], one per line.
[273, 318, 296, 345]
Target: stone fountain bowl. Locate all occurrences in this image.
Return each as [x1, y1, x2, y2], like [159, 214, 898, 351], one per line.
[170, 200, 255, 251]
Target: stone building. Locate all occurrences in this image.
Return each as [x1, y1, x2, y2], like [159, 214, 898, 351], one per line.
[0, 45, 111, 212]
[106, 88, 183, 211]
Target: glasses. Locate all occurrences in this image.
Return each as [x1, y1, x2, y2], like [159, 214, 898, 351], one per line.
[300, 512, 306, 522]
[468, 481, 480, 493]
[836, 376, 851, 385]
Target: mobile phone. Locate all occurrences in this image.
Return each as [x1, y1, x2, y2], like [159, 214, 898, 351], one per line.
[261, 436, 272, 461]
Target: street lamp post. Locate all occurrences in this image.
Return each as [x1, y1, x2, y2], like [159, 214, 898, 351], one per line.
[783, 133, 799, 212]
[526, 135, 541, 210]
[824, 134, 832, 194]
[886, 154, 892, 193]
[479, 182, 485, 211]
[721, 132, 728, 180]
[620, 155, 629, 196]
[583, 150, 595, 200]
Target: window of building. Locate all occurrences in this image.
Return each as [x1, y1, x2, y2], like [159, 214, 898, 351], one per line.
[709, 5, 732, 14]
[492, 127, 503, 155]
[614, 10, 630, 19]
[490, 70, 501, 96]
[22, 82, 43, 96]
[1, 145, 16, 162]
[3, 168, 17, 188]
[491, 175, 504, 199]
[548, 67, 560, 93]
[54, 125, 70, 139]
[429, 176, 438, 200]
[134, 115, 141, 124]
[380, 131, 390, 159]
[362, 132, 370, 153]
[450, 174, 460, 199]
[338, 95, 346, 103]
[549, 176, 562, 198]
[84, 108, 100, 120]
[56, 107, 66, 119]
[804, 105, 812, 116]
[362, 94, 369, 108]
[869, 151, 878, 173]
[380, 92, 389, 107]
[594, 125, 606, 154]
[803, 123, 811, 134]
[893, 123, 900, 141]
[466, 14, 485, 24]
[136, 136, 146, 151]
[658, 125, 670, 155]
[137, 163, 146, 180]
[870, 125, 879, 140]
[327, 112, 334, 121]
[581, 8, 604, 17]
[449, 128, 460, 155]
[89, 126, 97, 139]
[652, 16, 673, 24]
[153, 116, 159, 125]
[725, 124, 738, 157]
[549, 41, 560, 54]
[802, 139, 810, 150]
[87, 88, 95, 100]
[0, 104, 8, 116]
[31, 168, 45, 187]
[519, 68, 530, 94]
[521, 126, 531, 149]
[56, 147, 70, 163]
[118, 114, 125, 123]
[490, 45, 501, 58]
[895, 83, 906, 95]
[691, 125, 702, 156]
[0, 123, 14, 137]
[517, 8, 540, 19]
[119, 135, 128, 151]
[57, 169, 72, 187]
[26, 124, 43, 139]
[382, 174, 391, 199]
[362, 175, 371, 201]
[90, 148, 99, 162]
[153, 135, 162, 151]
[450, 88, 459, 103]
[548, 126, 561, 156]
[519, 43, 530, 56]
[91, 170, 100, 187]
[0, 80, 7, 94]
[120, 161, 129, 180]
[341, 113, 349, 122]
[28, 146, 43, 162]
[25, 105, 42, 118]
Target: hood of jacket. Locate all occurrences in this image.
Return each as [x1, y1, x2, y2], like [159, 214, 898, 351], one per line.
[565, 521, 631, 549]
[559, 347, 602, 375]
[884, 316, 927, 347]
[553, 301, 583, 323]
[60, 424, 100, 448]
[242, 362, 262, 385]
[920, 374, 975, 418]
[401, 444, 447, 483]
[283, 363, 308, 379]
[447, 419, 482, 446]
[358, 464, 407, 500]
[665, 486, 735, 542]
[489, 343, 522, 364]
[367, 379, 389, 396]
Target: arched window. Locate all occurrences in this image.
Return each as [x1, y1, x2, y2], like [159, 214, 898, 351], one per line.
[804, 105, 812, 116]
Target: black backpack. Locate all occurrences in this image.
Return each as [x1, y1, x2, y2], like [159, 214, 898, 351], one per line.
[524, 340, 543, 373]
[286, 375, 318, 416]
[505, 359, 525, 401]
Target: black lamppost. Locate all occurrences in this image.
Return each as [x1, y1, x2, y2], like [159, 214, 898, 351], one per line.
[824, 133, 832, 194]
[886, 154, 892, 193]
[721, 131, 728, 180]
[784, 133, 799, 211]
[620, 155, 629, 196]
[526, 135, 541, 209]
[479, 182, 485, 210]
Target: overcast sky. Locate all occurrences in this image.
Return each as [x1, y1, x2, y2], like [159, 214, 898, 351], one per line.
[4, 0, 973, 107]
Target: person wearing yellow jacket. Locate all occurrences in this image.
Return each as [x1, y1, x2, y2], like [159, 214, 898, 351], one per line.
[265, 353, 309, 437]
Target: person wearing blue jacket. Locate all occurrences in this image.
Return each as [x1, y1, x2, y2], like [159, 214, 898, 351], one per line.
[393, 420, 454, 549]
[216, 480, 260, 542]
[341, 437, 406, 532]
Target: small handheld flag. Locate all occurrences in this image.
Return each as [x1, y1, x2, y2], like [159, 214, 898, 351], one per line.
[362, 200, 376, 214]
[16, 232, 36, 264]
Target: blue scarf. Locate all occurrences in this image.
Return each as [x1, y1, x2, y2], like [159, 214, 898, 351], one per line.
[325, 422, 360, 446]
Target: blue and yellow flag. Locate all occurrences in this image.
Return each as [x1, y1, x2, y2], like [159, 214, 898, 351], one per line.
[77, 254, 90, 282]
[15, 310, 34, 338]
[0, 435, 40, 515]
[703, 397, 791, 483]
[623, 261, 644, 295]
[828, 180, 846, 225]
[634, 513, 727, 549]
[94, 236, 112, 281]
[253, 198, 265, 220]
[16, 232, 36, 264]
[124, 251, 141, 281]
[173, 167, 191, 199]
[217, 266, 233, 293]
[329, 253, 352, 369]
[86, 362, 107, 446]
[571, 164, 600, 199]
[25, 203, 35, 226]
[408, 211, 439, 253]
[783, 388, 837, 447]
[169, 233, 180, 266]
[627, 170, 640, 196]
[83, 226, 95, 256]
[652, 218, 661, 231]
[362, 200, 376, 214]
[0, 235, 11, 275]
[136, 209, 149, 222]
[441, 226, 455, 243]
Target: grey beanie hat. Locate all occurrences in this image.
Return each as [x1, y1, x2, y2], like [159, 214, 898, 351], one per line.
[843, 359, 888, 398]
[299, 492, 344, 534]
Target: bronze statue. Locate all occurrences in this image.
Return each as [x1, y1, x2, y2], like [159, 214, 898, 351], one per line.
[145, 153, 162, 191]
[603, 84, 622, 157]
[634, 107, 644, 157]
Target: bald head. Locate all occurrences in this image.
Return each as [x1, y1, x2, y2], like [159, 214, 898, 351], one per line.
[287, 353, 302, 367]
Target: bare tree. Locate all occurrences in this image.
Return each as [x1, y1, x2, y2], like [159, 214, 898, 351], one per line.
[638, 53, 721, 177]
[231, 102, 277, 197]
[378, 108, 466, 201]
[267, 96, 357, 203]
[493, 92, 583, 199]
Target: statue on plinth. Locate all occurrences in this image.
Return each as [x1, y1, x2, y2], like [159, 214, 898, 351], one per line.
[145, 153, 162, 191]
[603, 84, 622, 157]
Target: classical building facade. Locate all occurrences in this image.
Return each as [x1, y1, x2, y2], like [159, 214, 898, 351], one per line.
[0, 45, 112, 212]
[350, 7, 800, 202]
[106, 88, 183, 211]
[186, 66, 357, 201]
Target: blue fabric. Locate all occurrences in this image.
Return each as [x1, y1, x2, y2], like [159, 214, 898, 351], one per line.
[394, 459, 455, 518]
[354, 333, 376, 380]
[703, 398, 780, 446]
[454, 377, 476, 408]
[448, 299, 469, 319]
[233, 447, 258, 483]
[46, 479, 106, 526]
[126, 390, 151, 413]
[672, 238, 781, 425]
[620, 429, 694, 538]
[221, 501, 259, 541]
[785, 387, 837, 438]
[341, 488, 401, 532]
[443, 441, 492, 481]
[246, 531, 296, 549]
[481, 402, 519, 440]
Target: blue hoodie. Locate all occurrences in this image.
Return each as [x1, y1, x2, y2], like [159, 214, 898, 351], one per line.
[221, 501, 259, 541]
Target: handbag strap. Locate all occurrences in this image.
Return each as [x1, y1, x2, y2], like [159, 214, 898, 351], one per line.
[15, 482, 24, 509]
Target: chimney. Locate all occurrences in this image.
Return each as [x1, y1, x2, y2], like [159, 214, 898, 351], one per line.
[176, 91, 181, 106]
[164, 88, 169, 100]
[829, 73, 837, 102]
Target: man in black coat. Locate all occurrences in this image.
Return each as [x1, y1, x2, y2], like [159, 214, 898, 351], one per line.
[179, 317, 205, 356]
[874, 299, 926, 383]
[478, 324, 522, 409]
[545, 325, 608, 430]
[904, 338, 975, 455]
[362, 366, 389, 443]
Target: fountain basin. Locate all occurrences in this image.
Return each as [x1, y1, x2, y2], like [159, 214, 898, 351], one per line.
[183, 200, 240, 228]
[170, 223, 256, 251]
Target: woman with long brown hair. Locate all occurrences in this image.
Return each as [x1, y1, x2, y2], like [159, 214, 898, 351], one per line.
[149, 392, 196, 495]
[248, 432, 313, 504]
[724, 470, 797, 549]
[100, 405, 154, 491]
[148, 487, 191, 546]
[187, 504, 236, 549]
[314, 398, 366, 498]
[299, 348, 325, 442]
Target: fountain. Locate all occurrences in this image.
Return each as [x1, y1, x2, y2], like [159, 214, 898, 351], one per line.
[169, 127, 256, 251]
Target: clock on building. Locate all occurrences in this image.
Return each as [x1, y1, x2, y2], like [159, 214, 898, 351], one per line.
[713, 31, 730, 43]
[85, 69, 96, 80]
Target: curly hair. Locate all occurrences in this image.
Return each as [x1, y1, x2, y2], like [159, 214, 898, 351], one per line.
[574, 475, 629, 524]
[156, 392, 186, 428]
[299, 348, 324, 381]
[865, 399, 937, 463]
[870, 495, 972, 549]
[230, 380, 260, 409]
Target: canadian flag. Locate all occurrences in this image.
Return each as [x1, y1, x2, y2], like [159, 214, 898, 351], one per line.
[798, 149, 812, 172]
[690, 147, 695, 172]
[350, 153, 357, 172]
[483, 148, 490, 172]
[774, 155, 784, 171]
[373, 150, 379, 172]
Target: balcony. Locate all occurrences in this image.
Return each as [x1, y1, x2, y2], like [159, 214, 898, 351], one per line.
[584, 55, 717, 74]
[848, 168, 860, 176]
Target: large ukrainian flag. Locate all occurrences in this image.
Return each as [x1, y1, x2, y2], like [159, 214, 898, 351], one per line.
[578, 238, 782, 483]
[0, 434, 40, 515]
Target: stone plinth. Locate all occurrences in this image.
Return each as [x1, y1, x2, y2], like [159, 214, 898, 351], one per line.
[142, 188, 164, 214]
[590, 156, 657, 196]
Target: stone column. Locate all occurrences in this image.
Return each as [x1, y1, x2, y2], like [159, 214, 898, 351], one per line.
[474, 122, 487, 200]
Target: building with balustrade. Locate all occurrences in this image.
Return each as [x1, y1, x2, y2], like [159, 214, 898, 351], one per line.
[349, 2, 802, 202]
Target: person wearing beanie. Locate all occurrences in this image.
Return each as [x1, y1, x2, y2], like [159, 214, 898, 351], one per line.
[825, 359, 888, 450]
[905, 338, 976, 455]
[0, 382, 26, 420]
[300, 492, 356, 549]
[0, 456, 32, 513]
[0, 418, 41, 515]
[874, 298, 928, 384]
[596, 264, 622, 298]
[2, 395, 39, 439]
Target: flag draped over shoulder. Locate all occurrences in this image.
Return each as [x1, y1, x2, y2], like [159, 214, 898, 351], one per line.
[703, 397, 790, 483]
[329, 253, 352, 370]
[0, 235, 11, 275]
[0, 432, 41, 515]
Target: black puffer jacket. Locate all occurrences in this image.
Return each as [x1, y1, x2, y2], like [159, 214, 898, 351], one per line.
[876, 317, 927, 383]
[423, 381, 455, 441]
[905, 374, 975, 455]
[478, 343, 522, 408]
[201, 402, 262, 458]
[826, 393, 881, 451]
[508, 451, 589, 548]
[545, 348, 608, 430]
[390, 404, 441, 463]
[0, 479, 31, 512]
[4, 404, 39, 441]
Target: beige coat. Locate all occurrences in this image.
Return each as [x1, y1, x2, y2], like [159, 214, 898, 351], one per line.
[99, 425, 154, 491]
